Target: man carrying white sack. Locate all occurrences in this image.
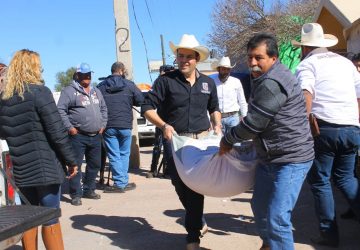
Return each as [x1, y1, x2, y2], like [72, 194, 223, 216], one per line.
[219, 33, 314, 250]
[141, 34, 221, 250]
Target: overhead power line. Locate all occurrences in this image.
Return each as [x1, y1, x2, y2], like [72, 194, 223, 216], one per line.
[131, 0, 153, 82]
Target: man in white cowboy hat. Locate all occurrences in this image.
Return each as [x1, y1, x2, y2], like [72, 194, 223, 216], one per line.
[219, 32, 314, 250]
[141, 34, 221, 250]
[212, 56, 248, 134]
[294, 22, 360, 247]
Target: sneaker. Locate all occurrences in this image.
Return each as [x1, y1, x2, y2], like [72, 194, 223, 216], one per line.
[82, 191, 101, 199]
[71, 197, 82, 206]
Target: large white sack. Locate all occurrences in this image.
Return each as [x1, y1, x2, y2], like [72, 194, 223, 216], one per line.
[171, 133, 257, 197]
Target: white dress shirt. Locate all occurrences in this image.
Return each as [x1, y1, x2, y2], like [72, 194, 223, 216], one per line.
[296, 50, 360, 126]
[214, 75, 248, 118]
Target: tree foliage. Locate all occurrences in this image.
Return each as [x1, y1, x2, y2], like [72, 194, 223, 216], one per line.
[208, 0, 320, 60]
[54, 67, 98, 91]
[54, 67, 76, 92]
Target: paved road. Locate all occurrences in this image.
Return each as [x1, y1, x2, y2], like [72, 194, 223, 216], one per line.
[8, 144, 360, 250]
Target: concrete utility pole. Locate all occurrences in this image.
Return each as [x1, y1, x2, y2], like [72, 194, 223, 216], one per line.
[113, 0, 140, 168]
[160, 34, 166, 66]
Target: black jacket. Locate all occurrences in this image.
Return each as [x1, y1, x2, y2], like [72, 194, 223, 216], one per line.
[0, 84, 77, 187]
[97, 75, 144, 129]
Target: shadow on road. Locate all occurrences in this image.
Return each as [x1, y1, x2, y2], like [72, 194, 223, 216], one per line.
[70, 214, 187, 250]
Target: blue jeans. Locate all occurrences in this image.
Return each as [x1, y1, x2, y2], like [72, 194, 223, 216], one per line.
[104, 128, 132, 188]
[251, 160, 312, 250]
[20, 184, 61, 225]
[307, 124, 360, 238]
[221, 114, 240, 134]
[70, 134, 102, 198]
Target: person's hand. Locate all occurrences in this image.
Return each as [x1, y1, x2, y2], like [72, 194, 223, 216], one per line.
[67, 165, 78, 179]
[69, 127, 78, 135]
[213, 124, 222, 135]
[163, 124, 175, 140]
[219, 137, 233, 156]
[99, 128, 105, 134]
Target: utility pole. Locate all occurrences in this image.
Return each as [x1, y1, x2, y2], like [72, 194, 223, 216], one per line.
[113, 0, 140, 168]
[160, 34, 166, 65]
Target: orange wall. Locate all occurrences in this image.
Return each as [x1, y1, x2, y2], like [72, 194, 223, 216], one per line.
[317, 8, 347, 52]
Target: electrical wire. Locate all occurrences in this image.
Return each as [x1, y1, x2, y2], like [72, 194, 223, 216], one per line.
[131, 0, 153, 82]
[144, 0, 154, 28]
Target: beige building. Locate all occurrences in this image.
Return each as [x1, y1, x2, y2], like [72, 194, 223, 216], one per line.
[314, 0, 360, 54]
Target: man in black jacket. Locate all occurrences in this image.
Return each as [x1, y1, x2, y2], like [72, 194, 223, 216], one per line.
[97, 62, 144, 193]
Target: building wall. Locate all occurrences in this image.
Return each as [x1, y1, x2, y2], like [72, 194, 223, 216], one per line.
[347, 23, 360, 53]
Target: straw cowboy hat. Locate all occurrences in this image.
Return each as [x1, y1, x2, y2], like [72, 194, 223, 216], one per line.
[292, 23, 338, 48]
[211, 56, 236, 70]
[169, 34, 210, 62]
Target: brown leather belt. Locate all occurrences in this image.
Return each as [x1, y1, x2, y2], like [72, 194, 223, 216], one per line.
[178, 131, 208, 139]
[221, 111, 238, 118]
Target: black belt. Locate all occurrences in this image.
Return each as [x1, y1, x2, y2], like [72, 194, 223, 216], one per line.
[221, 111, 238, 118]
[76, 128, 99, 136]
[317, 119, 353, 128]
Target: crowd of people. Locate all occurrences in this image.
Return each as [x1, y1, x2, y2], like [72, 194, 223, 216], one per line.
[0, 22, 359, 250]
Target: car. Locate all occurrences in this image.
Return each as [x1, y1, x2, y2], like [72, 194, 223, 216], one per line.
[134, 89, 156, 140]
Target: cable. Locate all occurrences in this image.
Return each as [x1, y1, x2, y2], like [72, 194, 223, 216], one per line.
[131, 0, 153, 82]
[144, 0, 154, 27]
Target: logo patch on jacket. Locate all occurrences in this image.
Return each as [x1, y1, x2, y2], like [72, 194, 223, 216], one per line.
[201, 82, 210, 94]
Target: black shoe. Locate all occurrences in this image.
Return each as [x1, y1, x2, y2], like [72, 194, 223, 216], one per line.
[123, 182, 136, 191]
[71, 197, 82, 206]
[146, 171, 157, 178]
[104, 185, 124, 193]
[82, 191, 101, 199]
[340, 208, 356, 220]
[311, 236, 339, 248]
[104, 183, 136, 193]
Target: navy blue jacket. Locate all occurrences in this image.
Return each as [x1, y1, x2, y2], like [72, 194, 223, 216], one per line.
[98, 75, 144, 129]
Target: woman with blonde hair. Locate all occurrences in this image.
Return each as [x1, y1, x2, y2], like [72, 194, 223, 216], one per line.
[0, 49, 78, 250]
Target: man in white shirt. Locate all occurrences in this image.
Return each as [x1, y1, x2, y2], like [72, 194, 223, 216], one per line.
[212, 56, 248, 134]
[293, 23, 360, 248]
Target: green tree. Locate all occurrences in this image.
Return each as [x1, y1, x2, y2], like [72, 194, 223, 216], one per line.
[208, 0, 319, 60]
[54, 67, 98, 91]
[54, 67, 76, 92]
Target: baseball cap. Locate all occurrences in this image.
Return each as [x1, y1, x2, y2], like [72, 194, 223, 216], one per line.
[76, 63, 93, 74]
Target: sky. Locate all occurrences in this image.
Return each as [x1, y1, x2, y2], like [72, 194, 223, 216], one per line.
[0, 0, 218, 91]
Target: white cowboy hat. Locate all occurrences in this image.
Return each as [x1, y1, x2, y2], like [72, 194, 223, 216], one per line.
[211, 56, 236, 70]
[169, 34, 210, 62]
[292, 23, 338, 48]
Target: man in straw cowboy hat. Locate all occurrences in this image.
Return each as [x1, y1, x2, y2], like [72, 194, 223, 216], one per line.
[141, 34, 221, 250]
[212, 56, 248, 134]
[294, 23, 360, 247]
[219, 32, 314, 250]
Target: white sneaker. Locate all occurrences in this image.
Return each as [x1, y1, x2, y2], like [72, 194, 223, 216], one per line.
[186, 242, 200, 250]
